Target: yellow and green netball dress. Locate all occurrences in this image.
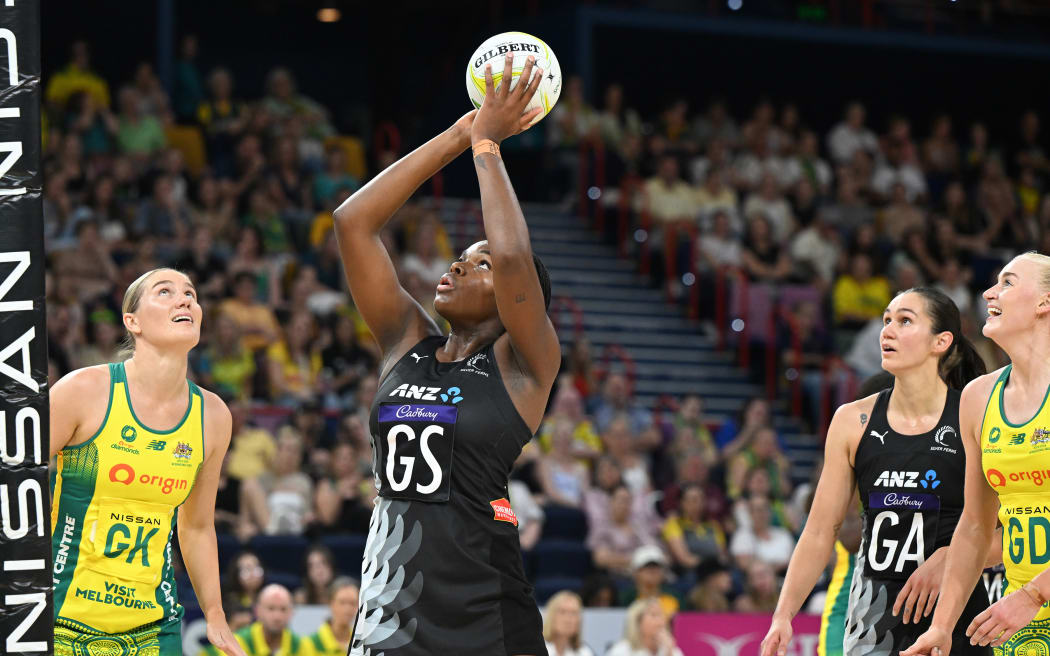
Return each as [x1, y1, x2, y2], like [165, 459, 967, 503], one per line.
[819, 540, 856, 656]
[51, 362, 205, 656]
[308, 621, 347, 656]
[981, 365, 1050, 656]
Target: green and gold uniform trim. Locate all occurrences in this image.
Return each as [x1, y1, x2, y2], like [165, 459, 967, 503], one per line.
[819, 540, 855, 656]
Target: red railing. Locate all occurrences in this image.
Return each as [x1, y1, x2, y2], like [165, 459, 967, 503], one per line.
[373, 121, 401, 159]
[774, 305, 804, 416]
[549, 295, 585, 339]
[715, 266, 729, 351]
[617, 175, 643, 259]
[578, 137, 606, 231]
[819, 356, 859, 438]
[765, 301, 778, 401]
[639, 201, 653, 277]
[686, 224, 699, 320]
[431, 170, 444, 214]
[735, 269, 751, 370]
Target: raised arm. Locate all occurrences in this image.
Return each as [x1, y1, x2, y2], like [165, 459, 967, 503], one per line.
[902, 375, 1002, 656]
[761, 401, 861, 656]
[332, 113, 477, 359]
[469, 54, 560, 388]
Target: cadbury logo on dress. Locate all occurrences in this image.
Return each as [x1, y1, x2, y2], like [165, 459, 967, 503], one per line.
[379, 404, 458, 424]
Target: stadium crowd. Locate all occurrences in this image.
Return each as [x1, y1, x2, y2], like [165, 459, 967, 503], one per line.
[41, 34, 1040, 654]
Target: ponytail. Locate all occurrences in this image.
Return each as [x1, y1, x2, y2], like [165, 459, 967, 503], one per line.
[938, 334, 986, 390]
[900, 286, 987, 389]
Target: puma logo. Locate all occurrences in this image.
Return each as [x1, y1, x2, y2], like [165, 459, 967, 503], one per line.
[410, 353, 428, 363]
[870, 430, 888, 445]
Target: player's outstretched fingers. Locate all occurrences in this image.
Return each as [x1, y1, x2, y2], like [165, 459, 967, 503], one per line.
[484, 64, 495, 96]
[911, 588, 931, 625]
[518, 56, 536, 97]
[921, 589, 939, 620]
[501, 52, 513, 96]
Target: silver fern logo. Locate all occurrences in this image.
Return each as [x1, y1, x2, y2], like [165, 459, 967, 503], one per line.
[462, 352, 490, 377]
[352, 499, 424, 655]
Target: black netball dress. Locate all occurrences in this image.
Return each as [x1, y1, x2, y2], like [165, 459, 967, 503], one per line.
[845, 387, 990, 656]
[349, 335, 546, 656]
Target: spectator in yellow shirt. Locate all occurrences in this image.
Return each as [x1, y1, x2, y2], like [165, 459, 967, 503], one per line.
[226, 399, 277, 482]
[265, 311, 323, 404]
[220, 272, 282, 352]
[307, 578, 358, 656]
[644, 156, 699, 227]
[662, 484, 727, 571]
[832, 252, 891, 329]
[45, 40, 110, 110]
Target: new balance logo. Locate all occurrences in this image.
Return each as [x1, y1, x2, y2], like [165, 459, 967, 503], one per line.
[870, 430, 888, 446]
[410, 353, 428, 363]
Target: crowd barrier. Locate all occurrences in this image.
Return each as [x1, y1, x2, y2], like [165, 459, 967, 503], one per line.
[182, 608, 824, 655]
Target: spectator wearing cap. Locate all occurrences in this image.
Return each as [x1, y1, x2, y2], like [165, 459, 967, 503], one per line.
[605, 598, 684, 656]
[621, 545, 680, 616]
[544, 591, 596, 656]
